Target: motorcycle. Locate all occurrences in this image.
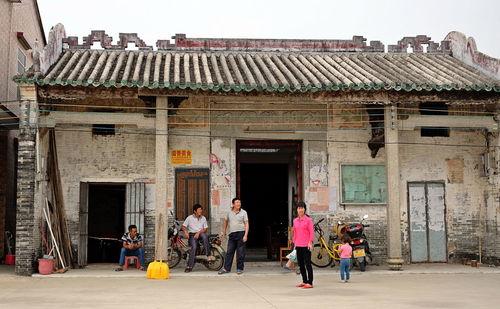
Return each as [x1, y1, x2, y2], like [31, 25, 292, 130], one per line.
[343, 214, 372, 272]
[166, 218, 225, 271]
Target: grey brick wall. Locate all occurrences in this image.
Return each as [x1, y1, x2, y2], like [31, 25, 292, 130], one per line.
[144, 210, 155, 264]
[15, 109, 37, 275]
[447, 216, 480, 261]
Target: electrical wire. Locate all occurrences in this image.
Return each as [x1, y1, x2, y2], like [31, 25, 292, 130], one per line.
[47, 125, 499, 149]
[1, 121, 498, 149]
[399, 107, 496, 115]
[1, 99, 496, 115]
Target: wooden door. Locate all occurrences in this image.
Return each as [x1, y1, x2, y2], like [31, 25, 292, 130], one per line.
[175, 169, 210, 221]
[78, 182, 88, 266]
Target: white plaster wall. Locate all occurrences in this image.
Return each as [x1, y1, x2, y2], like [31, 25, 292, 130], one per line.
[166, 134, 211, 211]
[327, 128, 388, 263]
[210, 138, 234, 221]
[399, 129, 490, 260]
[55, 130, 155, 226]
[327, 128, 386, 217]
[46, 108, 497, 263]
[326, 126, 493, 262]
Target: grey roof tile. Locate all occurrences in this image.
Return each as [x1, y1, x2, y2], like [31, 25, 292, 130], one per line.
[16, 49, 499, 92]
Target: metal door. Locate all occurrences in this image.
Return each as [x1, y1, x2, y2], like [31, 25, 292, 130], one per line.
[125, 183, 145, 234]
[427, 184, 446, 261]
[408, 183, 447, 262]
[78, 182, 88, 266]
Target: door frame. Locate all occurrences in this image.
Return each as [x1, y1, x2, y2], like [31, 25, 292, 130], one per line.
[78, 182, 89, 266]
[236, 140, 303, 201]
[407, 181, 448, 263]
[78, 181, 139, 266]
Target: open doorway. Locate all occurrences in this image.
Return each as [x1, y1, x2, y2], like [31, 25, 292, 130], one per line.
[0, 133, 17, 264]
[87, 184, 125, 263]
[237, 140, 302, 261]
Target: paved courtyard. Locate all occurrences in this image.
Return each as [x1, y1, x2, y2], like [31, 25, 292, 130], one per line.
[0, 263, 498, 308]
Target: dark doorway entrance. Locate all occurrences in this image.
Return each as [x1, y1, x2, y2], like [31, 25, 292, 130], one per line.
[240, 163, 288, 248]
[237, 140, 302, 261]
[87, 184, 125, 263]
[0, 133, 17, 260]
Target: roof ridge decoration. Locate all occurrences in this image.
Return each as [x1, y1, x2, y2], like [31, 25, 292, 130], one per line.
[64, 31, 153, 50]
[158, 34, 385, 52]
[37, 23, 66, 74]
[444, 31, 499, 80]
[387, 35, 450, 54]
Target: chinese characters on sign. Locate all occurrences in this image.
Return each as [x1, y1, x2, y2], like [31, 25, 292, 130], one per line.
[170, 150, 192, 165]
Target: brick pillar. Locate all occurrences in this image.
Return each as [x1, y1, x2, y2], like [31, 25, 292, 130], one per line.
[384, 104, 404, 270]
[15, 85, 38, 276]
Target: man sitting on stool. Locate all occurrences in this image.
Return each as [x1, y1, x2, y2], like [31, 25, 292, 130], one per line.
[115, 224, 144, 271]
[181, 204, 215, 272]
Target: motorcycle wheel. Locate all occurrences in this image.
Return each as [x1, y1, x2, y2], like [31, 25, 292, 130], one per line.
[166, 247, 181, 268]
[311, 244, 332, 268]
[360, 258, 366, 272]
[204, 247, 224, 271]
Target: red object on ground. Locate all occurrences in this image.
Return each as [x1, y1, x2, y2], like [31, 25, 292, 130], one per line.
[5, 255, 15, 265]
[124, 256, 140, 270]
[38, 259, 54, 275]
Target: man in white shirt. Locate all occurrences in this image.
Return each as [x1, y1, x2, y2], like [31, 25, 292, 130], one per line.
[218, 197, 249, 275]
[181, 204, 214, 272]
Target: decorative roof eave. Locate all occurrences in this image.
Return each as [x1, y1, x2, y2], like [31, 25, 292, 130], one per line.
[14, 76, 500, 93]
[445, 31, 500, 80]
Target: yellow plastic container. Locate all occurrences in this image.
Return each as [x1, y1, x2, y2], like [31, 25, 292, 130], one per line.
[146, 260, 169, 279]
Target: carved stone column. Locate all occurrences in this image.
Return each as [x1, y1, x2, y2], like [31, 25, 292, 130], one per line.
[384, 104, 404, 270]
[154, 96, 169, 261]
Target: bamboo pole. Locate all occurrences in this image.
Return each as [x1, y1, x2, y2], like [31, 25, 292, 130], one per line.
[43, 199, 65, 269]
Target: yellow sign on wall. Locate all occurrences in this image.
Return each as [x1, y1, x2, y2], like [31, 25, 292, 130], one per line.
[171, 150, 192, 165]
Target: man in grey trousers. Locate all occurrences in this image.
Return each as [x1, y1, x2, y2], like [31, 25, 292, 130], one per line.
[218, 197, 249, 275]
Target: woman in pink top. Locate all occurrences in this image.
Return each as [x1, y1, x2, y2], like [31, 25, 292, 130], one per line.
[292, 202, 314, 289]
[339, 235, 352, 282]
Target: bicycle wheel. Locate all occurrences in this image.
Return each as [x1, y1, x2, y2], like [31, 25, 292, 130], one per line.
[331, 243, 342, 267]
[332, 243, 342, 261]
[311, 244, 332, 267]
[204, 247, 224, 271]
[166, 247, 181, 268]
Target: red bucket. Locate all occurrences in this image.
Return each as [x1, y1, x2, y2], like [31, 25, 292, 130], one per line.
[5, 254, 15, 265]
[38, 259, 54, 275]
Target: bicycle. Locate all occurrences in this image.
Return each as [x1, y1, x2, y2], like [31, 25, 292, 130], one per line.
[310, 218, 342, 268]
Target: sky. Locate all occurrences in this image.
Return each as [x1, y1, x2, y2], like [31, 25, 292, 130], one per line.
[37, 0, 500, 58]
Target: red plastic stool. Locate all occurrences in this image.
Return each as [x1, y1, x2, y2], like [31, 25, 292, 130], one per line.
[124, 256, 140, 269]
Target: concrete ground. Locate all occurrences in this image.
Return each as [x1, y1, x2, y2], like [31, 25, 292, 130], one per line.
[0, 262, 499, 308]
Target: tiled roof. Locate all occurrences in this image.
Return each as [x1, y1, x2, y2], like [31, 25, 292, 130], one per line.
[15, 49, 500, 92]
